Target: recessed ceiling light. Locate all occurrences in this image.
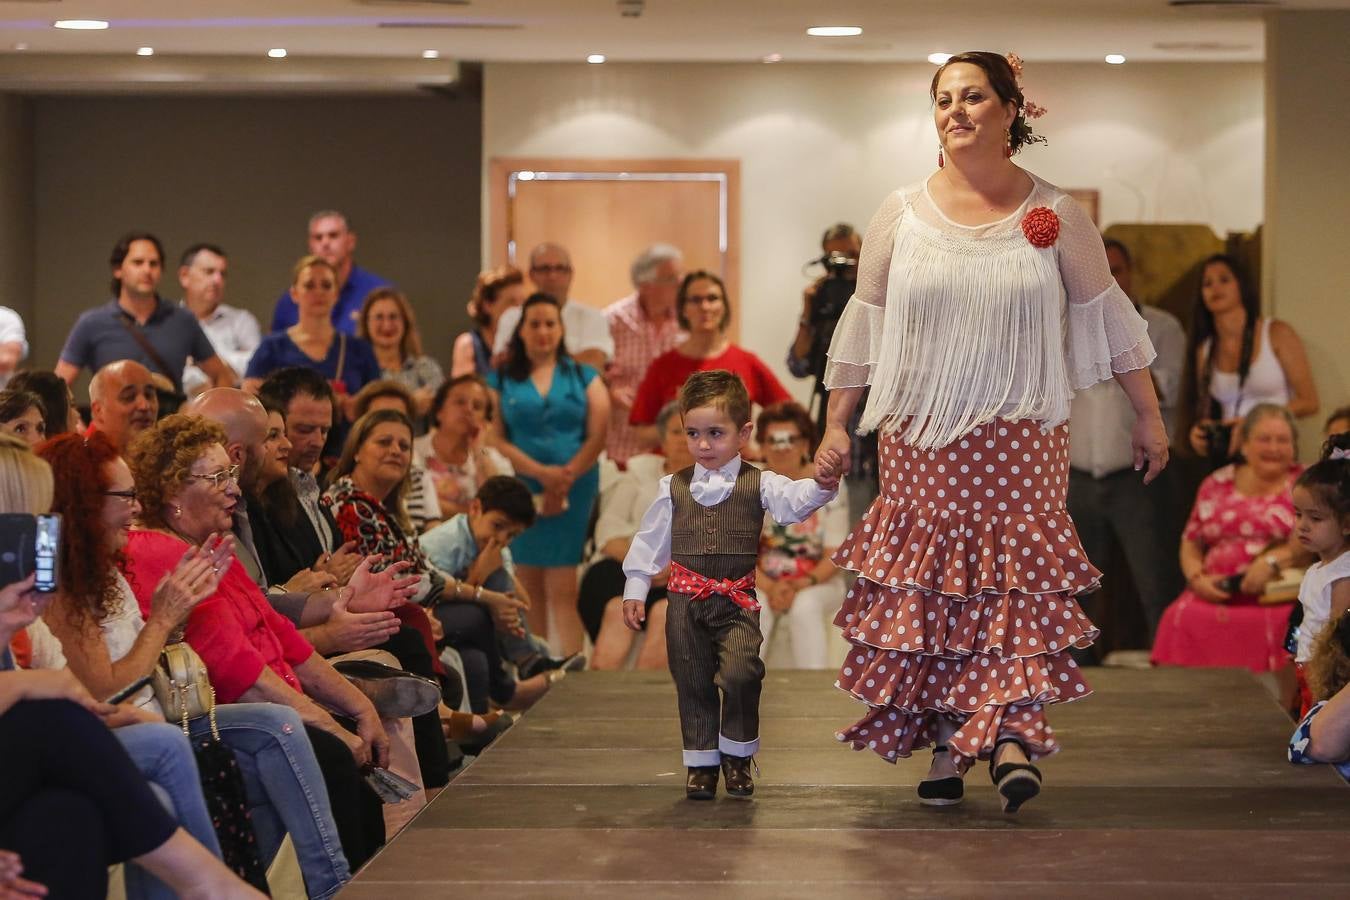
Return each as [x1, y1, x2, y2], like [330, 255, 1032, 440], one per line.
[53, 20, 109, 31]
[267, 48, 287, 59]
[1105, 53, 1127, 65]
[806, 26, 862, 37]
[422, 49, 439, 59]
[762, 53, 783, 64]
[137, 47, 154, 57]
[927, 52, 952, 65]
[587, 54, 606, 64]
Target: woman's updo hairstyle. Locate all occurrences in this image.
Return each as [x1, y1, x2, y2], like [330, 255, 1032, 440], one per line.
[929, 51, 1046, 155]
[1295, 431, 1350, 523]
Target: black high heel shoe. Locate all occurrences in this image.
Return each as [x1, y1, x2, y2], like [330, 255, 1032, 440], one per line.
[989, 738, 1041, 814]
[917, 745, 964, 806]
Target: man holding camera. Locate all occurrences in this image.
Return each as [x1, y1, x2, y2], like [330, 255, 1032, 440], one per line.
[787, 223, 878, 521]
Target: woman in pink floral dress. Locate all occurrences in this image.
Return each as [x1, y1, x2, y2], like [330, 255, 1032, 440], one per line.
[1151, 404, 1305, 672]
[814, 52, 1169, 813]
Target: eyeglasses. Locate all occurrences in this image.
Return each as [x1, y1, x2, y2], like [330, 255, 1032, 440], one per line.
[189, 464, 240, 490]
[102, 489, 138, 502]
[766, 434, 803, 450]
[530, 264, 572, 274]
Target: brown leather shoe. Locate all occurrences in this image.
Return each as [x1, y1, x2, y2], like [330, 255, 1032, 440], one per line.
[721, 755, 756, 798]
[686, 766, 719, 800]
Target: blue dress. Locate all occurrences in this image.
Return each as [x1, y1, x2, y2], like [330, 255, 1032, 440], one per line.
[489, 360, 599, 567]
[245, 331, 381, 398]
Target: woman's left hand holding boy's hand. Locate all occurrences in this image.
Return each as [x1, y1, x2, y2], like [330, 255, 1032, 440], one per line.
[814, 449, 843, 491]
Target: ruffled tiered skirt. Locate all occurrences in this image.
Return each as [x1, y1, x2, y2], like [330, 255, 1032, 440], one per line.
[832, 420, 1101, 763]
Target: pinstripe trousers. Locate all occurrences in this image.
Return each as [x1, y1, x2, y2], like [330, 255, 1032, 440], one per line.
[664, 590, 766, 766]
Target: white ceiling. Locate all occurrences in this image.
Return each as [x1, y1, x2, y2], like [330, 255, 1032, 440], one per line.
[1, 1, 1348, 77]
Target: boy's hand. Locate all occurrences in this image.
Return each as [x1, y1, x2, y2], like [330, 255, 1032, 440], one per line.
[467, 537, 506, 586]
[814, 447, 843, 491]
[622, 599, 646, 632]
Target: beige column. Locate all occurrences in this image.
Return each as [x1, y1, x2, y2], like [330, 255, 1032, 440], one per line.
[1264, 11, 1350, 454]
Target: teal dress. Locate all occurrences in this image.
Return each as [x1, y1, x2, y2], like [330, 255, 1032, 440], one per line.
[489, 359, 600, 566]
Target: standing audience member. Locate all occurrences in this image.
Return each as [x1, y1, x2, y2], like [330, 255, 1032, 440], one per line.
[603, 244, 686, 467]
[0, 390, 46, 447]
[452, 266, 525, 377]
[629, 270, 791, 451]
[270, 211, 392, 335]
[8, 369, 81, 437]
[1152, 404, 1308, 672]
[1066, 238, 1188, 639]
[0, 306, 27, 389]
[492, 244, 614, 372]
[489, 294, 610, 656]
[578, 401, 689, 670]
[754, 402, 849, 670]
[56, 232, 235, 395]
[179, 244, 260, 395]
[88, 360, 159, 455]
[415, 374, 512, 519]
[245, 256, 381, 403]
[357, 288, 443, 420]
[1183, 254, 1318, 464]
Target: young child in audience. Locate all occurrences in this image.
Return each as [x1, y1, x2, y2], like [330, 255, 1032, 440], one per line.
[1291, 432, 1350, 715]
[622, 370, 841, 800]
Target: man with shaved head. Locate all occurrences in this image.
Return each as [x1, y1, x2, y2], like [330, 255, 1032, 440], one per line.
[88, 359, 159, 454]
[269, 210, 392, 335]
[490, 241, 614, 371]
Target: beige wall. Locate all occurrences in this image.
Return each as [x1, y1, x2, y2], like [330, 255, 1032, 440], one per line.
[484, 61, 1264, 402]
[1266, 11, 1350, 451]
[27, 93, 482, 383]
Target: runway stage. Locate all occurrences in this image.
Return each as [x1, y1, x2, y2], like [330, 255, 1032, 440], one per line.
[347, 668, 1350, 898]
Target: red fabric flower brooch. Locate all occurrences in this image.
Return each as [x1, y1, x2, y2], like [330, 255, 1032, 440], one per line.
[1021, 206, 1060, 248]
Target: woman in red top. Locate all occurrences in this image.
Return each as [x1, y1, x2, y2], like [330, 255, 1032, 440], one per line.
[628, 270, 791, 450]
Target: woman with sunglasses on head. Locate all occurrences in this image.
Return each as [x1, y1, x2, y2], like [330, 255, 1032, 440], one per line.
[452, 266, 526, 378]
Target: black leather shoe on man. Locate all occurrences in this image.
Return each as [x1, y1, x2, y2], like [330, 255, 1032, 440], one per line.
[721, 755, 756, 798]
[686, 766, 719, 800]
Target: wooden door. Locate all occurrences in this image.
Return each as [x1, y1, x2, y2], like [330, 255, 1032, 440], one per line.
[488, 158, 739, 333]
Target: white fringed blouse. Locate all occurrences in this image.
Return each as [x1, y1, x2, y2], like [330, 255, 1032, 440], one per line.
[824, 173, 1156, 450]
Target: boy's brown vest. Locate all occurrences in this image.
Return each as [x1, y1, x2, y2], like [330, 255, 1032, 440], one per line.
[668, 463, 763, 585]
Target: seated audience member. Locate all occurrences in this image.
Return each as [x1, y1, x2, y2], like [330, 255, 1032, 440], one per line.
[325, 410, 557, 714]
[88, 359, 160, 455]
[179, 243, 260, 395]
[55, 232, 235, 395]
[754, 402, 849, 670]
[259, 367, 342, 534]
[1289, 610, 1350, 777]
[8, 369, 80, 436]
[270, 211, 391, 335]
[122, 415, 391, 870]
[31, 432, 352, 897]
[629, 270, 790, 454]
[603, 244, 686, 468]
[452, 266, 525, 377]
[415, 374, 512, 519]
[351, 380, 442, 532]
[0, 389, 46, 446]
[1183, 254, 1318, 466]
[0, 435, 264, 899]
[578, 401, 690, 670]
[489, 294, 609, 656]
[357, 288, 443, 419]
[1152, 404, 1309, 672]
[491, 243, 614, 372]
[1325, 405, 1350, 440]
[245, 256, 381, 404]
[0, 305, 27, 388]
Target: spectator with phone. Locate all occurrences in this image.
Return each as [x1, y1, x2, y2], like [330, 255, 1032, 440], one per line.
[1152, 404, 1310, 671]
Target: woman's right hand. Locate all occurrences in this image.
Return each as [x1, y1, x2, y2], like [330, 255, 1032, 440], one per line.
[1188, 420, 1214, 457]
[536, 465, 570, 494]
[149, 535, 232, 626]
[1189, 572, 1233, 604]
[815, 424, 852, 479]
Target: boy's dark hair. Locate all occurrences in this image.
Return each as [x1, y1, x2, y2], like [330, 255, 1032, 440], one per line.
[1295, 431, 1350, 523]
[678, 370, 751, 427]
[476, 476, 536, 527]
[258, 366, 335, 412]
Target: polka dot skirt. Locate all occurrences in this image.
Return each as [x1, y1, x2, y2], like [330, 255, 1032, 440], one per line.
[832, 420, 1098, 764]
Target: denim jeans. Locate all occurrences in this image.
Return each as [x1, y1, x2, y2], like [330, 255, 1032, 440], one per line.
[195, 703, 351, 900]
[114, 721, 223, 900]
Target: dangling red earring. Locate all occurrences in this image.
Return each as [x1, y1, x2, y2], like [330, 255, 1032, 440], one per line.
[937, 147, 945, 169]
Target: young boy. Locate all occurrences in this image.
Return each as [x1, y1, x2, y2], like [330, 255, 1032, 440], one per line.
[623, 370, 841, 799]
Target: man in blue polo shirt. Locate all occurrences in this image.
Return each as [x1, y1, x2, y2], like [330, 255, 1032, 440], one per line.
[269, 210, 391, 335]
[55, 232, 236, 394]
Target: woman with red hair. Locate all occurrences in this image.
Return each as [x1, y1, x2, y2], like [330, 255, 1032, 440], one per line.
[32, 432, 356, 897]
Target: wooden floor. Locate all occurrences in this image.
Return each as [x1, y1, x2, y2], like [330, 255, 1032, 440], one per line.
[347, 668, 1350, 898]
